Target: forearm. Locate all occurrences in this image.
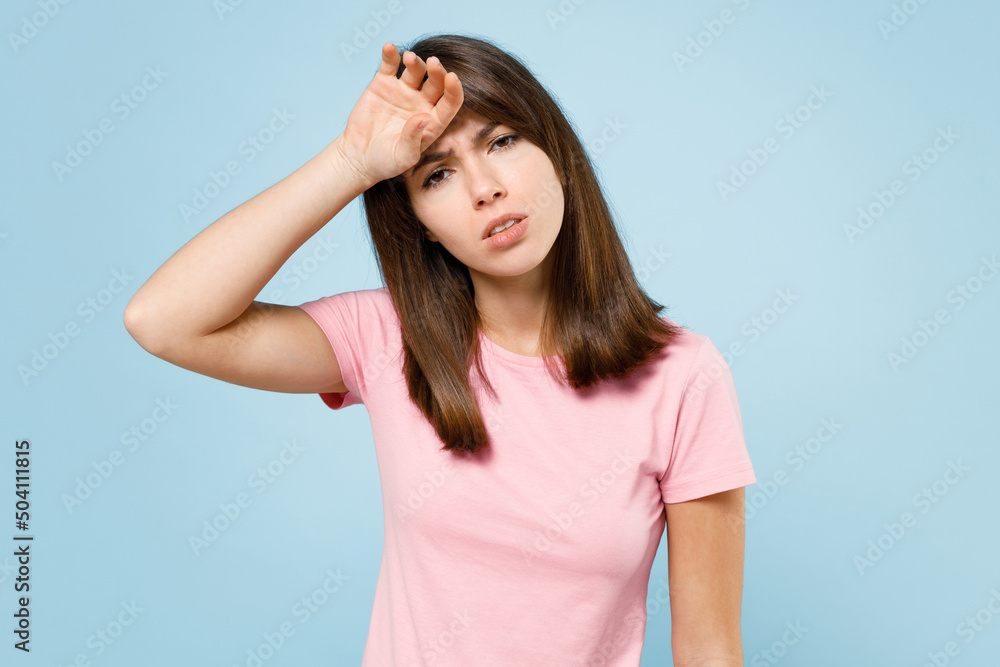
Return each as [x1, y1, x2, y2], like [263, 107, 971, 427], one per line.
[125, 135, 370, 349]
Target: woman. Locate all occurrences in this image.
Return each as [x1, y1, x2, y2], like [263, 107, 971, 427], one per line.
[125, 33, 756, 667]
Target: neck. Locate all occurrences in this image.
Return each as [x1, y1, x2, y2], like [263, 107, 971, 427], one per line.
[470, 256, 555, 357]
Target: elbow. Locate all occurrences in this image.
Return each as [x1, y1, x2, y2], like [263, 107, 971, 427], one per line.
[123, 296, 166, 357]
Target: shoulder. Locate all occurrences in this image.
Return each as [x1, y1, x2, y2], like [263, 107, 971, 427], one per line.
[296, 287, 404, 398]
[653, 316, 733, 388]
[301, 286, 398, 322]
[326, 285, 394, 307]
[296, 286, 402, 359]
[657, 317, 742, 409]
[657, 316, 712, 361]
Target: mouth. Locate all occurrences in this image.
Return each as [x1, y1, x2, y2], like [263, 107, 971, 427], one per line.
[482, 213, 527, 240]
[483, 216, 529, 249]
[487, 218, 523, 237]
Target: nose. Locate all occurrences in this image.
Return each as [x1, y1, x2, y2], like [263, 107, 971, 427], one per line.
[466, 160, 506, 207]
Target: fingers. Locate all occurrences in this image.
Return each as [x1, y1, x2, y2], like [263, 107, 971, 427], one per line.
[374, 44, 463, 133]
[433, 71, 465, 124]
[419, 56, 444, 99]
[377, 42, 399, 76]
[399, 50, 427, 89]
[416, 57, 463, 124]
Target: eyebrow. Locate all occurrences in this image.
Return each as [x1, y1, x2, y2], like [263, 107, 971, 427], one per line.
[408, 121, 501, 179]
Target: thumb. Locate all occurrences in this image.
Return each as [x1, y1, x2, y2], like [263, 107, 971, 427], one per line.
[408, 114, 430, 146]
[399, 115, 431, 167]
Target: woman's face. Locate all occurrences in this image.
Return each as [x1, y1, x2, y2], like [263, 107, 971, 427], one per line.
[402, 111, 565, 284]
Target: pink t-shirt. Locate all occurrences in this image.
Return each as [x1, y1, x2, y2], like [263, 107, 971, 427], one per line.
[296, 287, 756, 666]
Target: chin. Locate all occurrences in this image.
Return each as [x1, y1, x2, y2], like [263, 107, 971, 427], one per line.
[480, 250, 554, 279]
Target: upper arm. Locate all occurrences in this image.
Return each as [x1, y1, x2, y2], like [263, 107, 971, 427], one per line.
[664, 487, 747, 664]
[124, 300, 348, 395]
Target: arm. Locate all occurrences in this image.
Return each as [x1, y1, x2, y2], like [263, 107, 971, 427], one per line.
[124, 135, 367, 394]
[664, 487, 747, 667]
[123, 43, 463, 393]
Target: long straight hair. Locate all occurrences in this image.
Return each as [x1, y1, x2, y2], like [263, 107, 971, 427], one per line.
[360, 33, 683, 456]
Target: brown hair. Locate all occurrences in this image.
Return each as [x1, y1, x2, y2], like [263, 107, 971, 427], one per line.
[360, 33, 683, 456]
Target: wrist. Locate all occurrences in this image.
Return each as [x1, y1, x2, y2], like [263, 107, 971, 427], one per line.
[323, 135, 375, 196]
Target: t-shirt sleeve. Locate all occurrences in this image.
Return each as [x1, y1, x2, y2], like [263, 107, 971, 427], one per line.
[659, 336, 757, 504]
[295, 289, 395, 410]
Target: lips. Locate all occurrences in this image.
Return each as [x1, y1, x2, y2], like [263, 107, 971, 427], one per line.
[482, 213, 527, 240]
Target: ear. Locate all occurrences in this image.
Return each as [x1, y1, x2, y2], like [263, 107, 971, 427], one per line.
[424, 227, 439, 243]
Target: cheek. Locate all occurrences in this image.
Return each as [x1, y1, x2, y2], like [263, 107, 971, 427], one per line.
[414, 204, 462, 243]
[523, 153, 562, 201]
[408, 197, 437, 228]
[528, 169, 564, 217]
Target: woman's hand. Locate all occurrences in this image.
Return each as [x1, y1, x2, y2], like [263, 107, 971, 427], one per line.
[333, 42, 465, 188]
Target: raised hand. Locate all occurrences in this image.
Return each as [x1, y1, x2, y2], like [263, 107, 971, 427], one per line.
[333, 42, 465, 188]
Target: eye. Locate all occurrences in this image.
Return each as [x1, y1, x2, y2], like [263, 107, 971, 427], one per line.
[491, 133, 520, 152]
[423, 167, 447, 189]
[421, 133, 521, 190]
[492, 134, 517, 150]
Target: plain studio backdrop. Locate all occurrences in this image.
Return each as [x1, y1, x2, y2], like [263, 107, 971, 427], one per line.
[1, 1, 998, 665]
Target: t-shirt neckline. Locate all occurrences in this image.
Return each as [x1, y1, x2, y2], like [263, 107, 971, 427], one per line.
[477, 328, 561, 367]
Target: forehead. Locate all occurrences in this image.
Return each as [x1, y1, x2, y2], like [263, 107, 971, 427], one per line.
[403, 110, 505, 184]
[428, 110, 492, 147]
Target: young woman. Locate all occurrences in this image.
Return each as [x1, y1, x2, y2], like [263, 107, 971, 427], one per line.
[125, 33, 756, 667]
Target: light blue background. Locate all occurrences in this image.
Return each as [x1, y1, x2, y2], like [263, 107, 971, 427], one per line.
[2, 1, 998, 665]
